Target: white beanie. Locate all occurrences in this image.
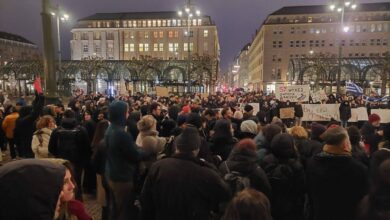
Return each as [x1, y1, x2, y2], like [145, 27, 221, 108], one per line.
[240, 120, 258, 135]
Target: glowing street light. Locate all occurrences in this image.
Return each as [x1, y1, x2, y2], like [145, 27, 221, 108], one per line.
[329, 4, 336, 11]
[343, 26, 350, 32]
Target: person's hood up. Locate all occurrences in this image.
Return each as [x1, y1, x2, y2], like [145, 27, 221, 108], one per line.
[109, 100, 128, 126]
[0, 159, 65, 220]
[18, 105, 33, 118]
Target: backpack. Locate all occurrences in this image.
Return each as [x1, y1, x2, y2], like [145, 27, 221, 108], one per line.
[56, 127, 80, 163]
[223, 161, 251, 196]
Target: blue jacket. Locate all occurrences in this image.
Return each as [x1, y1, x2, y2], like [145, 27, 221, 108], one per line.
[105, 100, 142, 182]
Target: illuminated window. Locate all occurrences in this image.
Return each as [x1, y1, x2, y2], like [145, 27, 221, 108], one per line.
[157, 20, 161, 26]
[154, 32, 158, 38]
[159, 31, 164, 38]
[144, 32, 149, 39]
[169, 43, 174, 52]
[167, 20, 171, 26]
[178, 20, 181, 26]
[154, 43, 158, 51]
[152, 20, 156, 27]
[168, 31, 173, 38]
[174, 31, 179, 38]
[123, 21, 127, 28]
[203, 30, 209, 37]
[172, 19, 177, 26]
[162, 20, 166, 26]
[144, 43, 149, 52]
[130, 44, 134, 52]
[124, 43, 129, 52]
[142, 20, 146, 27]
[116, 21, 120, 28]
[159, 43, 164, 51]
[147, 20, 152, 27]
[139, 43, 144, 52]
[198, 19, 202, 25]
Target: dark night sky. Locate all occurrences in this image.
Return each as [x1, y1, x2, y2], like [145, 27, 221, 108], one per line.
[0, 0, 385, 71]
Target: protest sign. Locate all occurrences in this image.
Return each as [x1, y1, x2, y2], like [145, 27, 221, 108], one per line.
[349, 107, 368, 122]
[302, 104, 339, 121]
[371, 109, 390, 123]
[311, 90, 328, 103]
[275, 85, 310, 102]
[155, 87, 169, 97]
[280, 107, 295, 119]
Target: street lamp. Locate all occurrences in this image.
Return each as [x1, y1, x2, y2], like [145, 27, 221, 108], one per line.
[178, 0, 201, 93]
[51, 6, 69, 71]
[329, 0, 357, 93]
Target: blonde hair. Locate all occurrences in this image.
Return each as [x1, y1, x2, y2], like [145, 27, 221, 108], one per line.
[36, 115, 55, 130]
[289, 126, 309, 139]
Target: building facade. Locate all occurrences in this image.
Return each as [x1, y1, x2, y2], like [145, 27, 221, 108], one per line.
[0, 31, 40, 66]
[0, 31, 40, 94]
[70, 12, 219, 94]
[248, 2, 390, 93]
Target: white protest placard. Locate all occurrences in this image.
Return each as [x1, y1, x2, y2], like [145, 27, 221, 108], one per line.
[302, 104, 339, 121]
[371, 109, 390, 123]
[155, 86, 169, 97]
[248, 103, 260, 115]
[276, 85, 310, 102]
[280, 107, 295, 119]
[311, 90, 328, 103]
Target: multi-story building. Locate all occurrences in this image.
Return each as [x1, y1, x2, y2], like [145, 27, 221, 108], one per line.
[70, 11, 219, 61]
[248, 2, 390, 93]
[0, 31, 40, 66]
[235, 43, 251, 89]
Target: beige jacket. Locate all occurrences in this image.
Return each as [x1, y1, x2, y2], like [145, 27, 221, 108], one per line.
[32, 127, 53, 158]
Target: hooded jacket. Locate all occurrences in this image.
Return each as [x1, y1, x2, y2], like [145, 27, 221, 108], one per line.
[105, 100, 142, 182]
[0, 159, 65, 220]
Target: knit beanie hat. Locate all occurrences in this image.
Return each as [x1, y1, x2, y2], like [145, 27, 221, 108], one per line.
[186, 113, 202, 129]
[137, 115, 156, 132]
[182, 105, 191, 114]
[240, 120, 258, 135]
[369, 113, 381, 123]
[270, 133, 296, 159]
[310, 122, 326, 140]
[174, 127, 201, 153]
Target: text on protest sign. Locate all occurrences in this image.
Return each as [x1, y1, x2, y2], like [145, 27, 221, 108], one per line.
[275, 85, 310, 102]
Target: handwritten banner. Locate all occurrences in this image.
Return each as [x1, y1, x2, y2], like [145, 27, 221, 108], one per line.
[302, 104, 368, 122]
[275, 85, 310, 102]
[155, 86, 169, 97]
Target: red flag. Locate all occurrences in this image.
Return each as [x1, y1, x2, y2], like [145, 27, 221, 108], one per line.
[34, 76, 43, 94]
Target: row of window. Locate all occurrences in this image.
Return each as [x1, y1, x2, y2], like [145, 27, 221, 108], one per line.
[288, 52, 389, 58]
[284, 39, 388, 48]
[273, 23, 390, 35]
[76, 30, 209, 40]
[91, 18, 204, 29]
[82, 42, 207, 53]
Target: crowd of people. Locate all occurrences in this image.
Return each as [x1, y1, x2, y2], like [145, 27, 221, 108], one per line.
[0, 89, 389, 220]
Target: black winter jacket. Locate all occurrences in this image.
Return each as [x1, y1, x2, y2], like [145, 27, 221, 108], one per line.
[140, 153, 230, 220]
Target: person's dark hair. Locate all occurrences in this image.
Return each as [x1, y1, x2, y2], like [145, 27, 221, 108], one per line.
[204, 109, 215, 117]
[160, 119, 177, 137]
[263, 124, 282, 143]
[129, 111, 141, 122]
[186, 113, 202, 129]
[271, 133, 297, 159]
[347, 126, 361, 145]
[213, 119, 233, 140]
[223, 188, 272, 220]
[150, 102, 160, 112]
[221, 107, 231, 118]
[63, 109, 75, 119]
[322, 126, 348, 146]
[91, 119, 109, 148]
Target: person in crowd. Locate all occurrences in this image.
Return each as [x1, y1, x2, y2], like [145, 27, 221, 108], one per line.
[0, 159, 66, 220]
[32, 115, 56, 158]
[369, 123, 390, 185]
[0, 109, 6, 155]
[52, 159, 92, 220]
[219, 139, 271, 199]
[221, 107, 233, 120]
[81, 111, 96, 143]
[204, 109, 217, 139]
[339, 99, 352, 128]
[68, 99, 82, 123]
[54, 103, 65, 126]
[105, 100, 144, 220]
[81, 110, 97, 194]
[91, 119, 110, 220]
[13, 92, 45, 158]
[289, 125, 313, 168]
[307, 122, 326, 154]
[186, 113, 214, 163]
[149, 102, 163, 133]
[357, 159, 390, 220]
[262, 133, 305, 220]
[140, 126, 230, 220]
[243, 104, 255, 121]
[2, 106, 19, 159]
[294, 101, 303, 126]
[209, 119, 238, 161]
[160, 118, 177, 138]
[306, 126, 368, 220]
[347, 126, 369, 167]
[361, 113, 383, 154]
[255, 124, 282, 165]
[126, 111, 141, 139]
[239, 120, 259, 140]
[222, 188, 273, 220]
[49, 109, 91, 201]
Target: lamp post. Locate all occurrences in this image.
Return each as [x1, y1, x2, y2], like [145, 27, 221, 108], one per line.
[329, 0, 357, 94]
[51, 7, 69, 72]
[178, 0, 201, 93]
